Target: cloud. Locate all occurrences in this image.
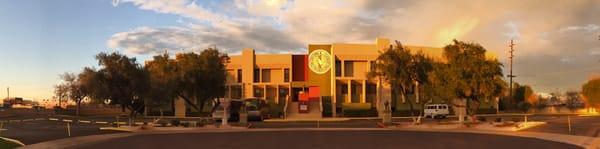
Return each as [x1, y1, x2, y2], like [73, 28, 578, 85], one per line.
[560, 24, 600, 33]
[109, 0, 600, 92]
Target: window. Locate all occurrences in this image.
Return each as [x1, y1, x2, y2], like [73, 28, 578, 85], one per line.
[341, 84, 348, 94]
[335, 60, 341, 77]
[344, 61, 353, 77]
[237, 69, 242, 83]
[253, 69, 260, 83]
[254, 88, 264, 97]
[261, 69, 271, 82]
[284, 68, 290, 82]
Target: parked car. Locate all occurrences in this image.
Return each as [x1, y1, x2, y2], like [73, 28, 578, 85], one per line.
[424, 104, 450, 119]
[243, 98, 271, 121]
[212, 99, 243, 121]
[211, 98, 271, 121]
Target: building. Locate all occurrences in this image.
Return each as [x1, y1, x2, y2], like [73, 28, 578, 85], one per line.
[162, 37, 498, 118]
[222, 37, 498, 119]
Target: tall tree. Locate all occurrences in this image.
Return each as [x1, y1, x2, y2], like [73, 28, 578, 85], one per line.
[442, 40, 505, 116]
[91, 52, 149, 119]
[174, 48, 229, 114]
[369, 41, 433, 116]
[145, 53, 179, 115]
[55, 71, 94, 116]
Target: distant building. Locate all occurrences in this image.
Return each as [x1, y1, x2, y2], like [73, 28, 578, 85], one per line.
[3, 97, 37, 108]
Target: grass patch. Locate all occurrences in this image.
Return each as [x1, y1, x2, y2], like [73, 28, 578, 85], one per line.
[0, 138, 23, 149]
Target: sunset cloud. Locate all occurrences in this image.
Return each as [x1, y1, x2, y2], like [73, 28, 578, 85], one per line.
[109, 0, 600, 92]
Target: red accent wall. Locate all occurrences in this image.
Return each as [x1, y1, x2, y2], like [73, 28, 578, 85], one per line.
[292, 55, 308, 81]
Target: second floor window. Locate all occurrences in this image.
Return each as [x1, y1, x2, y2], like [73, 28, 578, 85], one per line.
[237, 69, 242, 83]
[253, 69, 260, 83]
[335, 60, 341, 77]
[344, 61, 354, 77]
[284, 68, 290, 82]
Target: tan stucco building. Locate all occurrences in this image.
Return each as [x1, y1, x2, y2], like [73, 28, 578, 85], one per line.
[212, 37, 498, 118]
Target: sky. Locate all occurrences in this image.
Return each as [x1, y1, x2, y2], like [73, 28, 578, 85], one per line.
[0, 0, 599, 101]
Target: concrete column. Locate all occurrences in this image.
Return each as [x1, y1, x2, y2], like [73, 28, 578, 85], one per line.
[276, 85, 280, 104]
[361, 80, 366, 103]
[376, 79, 381, 112]
[414, 81, 419, 103]
[347, 80, 351, 103]
[341, 60, 345, 77]
[228, 85, 232, 98]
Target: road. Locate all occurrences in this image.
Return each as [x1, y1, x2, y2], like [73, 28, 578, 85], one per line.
[525, 115, 600, 137]
[2, 108, 599, 146]
[1, 120, 124, 144]
[77, 130, 581, 149]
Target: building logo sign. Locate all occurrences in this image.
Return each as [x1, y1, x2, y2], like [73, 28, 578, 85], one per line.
[308, 49, 332, 74]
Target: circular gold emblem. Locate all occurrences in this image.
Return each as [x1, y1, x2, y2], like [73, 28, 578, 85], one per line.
[308, 49, 332, 74]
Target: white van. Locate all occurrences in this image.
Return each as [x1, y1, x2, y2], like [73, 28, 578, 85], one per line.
[424, 104, 450, 119]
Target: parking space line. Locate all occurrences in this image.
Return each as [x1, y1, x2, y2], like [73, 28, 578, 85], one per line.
[135, 122, 143, 125]
[35, 118, 47, 121]
[96, 121, 108, 124]
[80, 120, 91, 123]
[49, 118, 59, 121]
[63, 119, 73, 122]
[22, 119, 34, 122]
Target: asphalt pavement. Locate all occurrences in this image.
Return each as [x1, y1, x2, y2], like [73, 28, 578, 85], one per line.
[1, 120, 125, 144]
[77, 130, 582, 149]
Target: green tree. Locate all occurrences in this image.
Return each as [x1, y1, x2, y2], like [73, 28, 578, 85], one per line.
[369, 41, 433, 116]
[145, 53, 179, 116]
[91, 52, 149, 119]
[442, 40, 505, 116]
[513, 83, 535, 105]
[55, 73, 85, 116]
[582, 78, 600, 108]
[174, 48, 229, 114]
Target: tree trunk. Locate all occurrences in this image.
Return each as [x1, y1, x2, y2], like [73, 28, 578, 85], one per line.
[199, 100, 206, 114]
[76, 100, 81, 117]
[405, 93, 414, 117]
[210, 99, 221, 113]
[179, 95, 199, 110]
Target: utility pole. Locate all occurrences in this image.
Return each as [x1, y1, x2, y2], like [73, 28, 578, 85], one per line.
[508, 39, 517, 110]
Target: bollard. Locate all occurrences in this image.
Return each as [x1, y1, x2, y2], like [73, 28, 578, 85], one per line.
[568, 115, 572, 132]
[67, 123, 71, 137]
[524, 115, 528, 127]
[116, 116, 120, 128]
[317, 120, 320, 128]
[0, 122, 3, 136]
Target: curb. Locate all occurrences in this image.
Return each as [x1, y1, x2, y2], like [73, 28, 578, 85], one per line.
[264, 118, 350, 122]
[99, 127, 136, 132]
[1, 136, 26, 146]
